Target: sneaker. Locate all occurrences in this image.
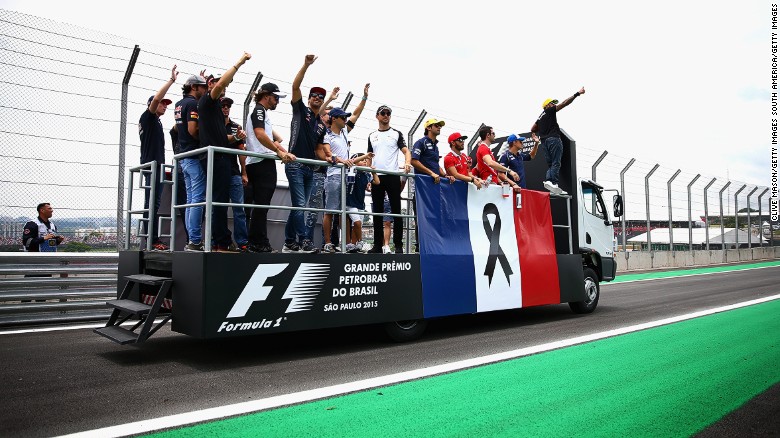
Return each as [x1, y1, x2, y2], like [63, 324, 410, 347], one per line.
[382, 245, 392, 254]
[322, 243, 336, 253]
[282, 242, 301, 253]
[346, 243, 358, 253]
[369, 246, 383, 253]
[543, 180, 556, 192]
[238, 244, 252, 253]
[299, 240, 318, 253]
[152, 242, 169, 251]
[558, 188, 568, 196]
[184, 241, 204, 252]
[361, 242, 373, 253]
[213, 243, 239, 253]
[395, 247, 404, 254]
[258, 244, 275, 253]
[333, 245, 342, 253]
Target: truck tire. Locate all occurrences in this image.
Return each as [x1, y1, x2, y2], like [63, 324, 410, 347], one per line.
[384, 319, 428, 342]
[569, 267, 600, 314]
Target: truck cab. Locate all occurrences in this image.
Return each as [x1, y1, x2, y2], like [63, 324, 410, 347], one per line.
[577, 179, 621, 282]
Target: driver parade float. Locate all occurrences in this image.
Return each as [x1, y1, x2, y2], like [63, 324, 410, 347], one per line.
[95, 131, 623, 344]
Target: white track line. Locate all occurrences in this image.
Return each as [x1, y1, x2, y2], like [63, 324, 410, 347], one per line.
[58, 293, 780, 438]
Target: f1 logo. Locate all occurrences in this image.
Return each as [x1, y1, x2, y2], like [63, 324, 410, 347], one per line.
[227, 263, 330, 318]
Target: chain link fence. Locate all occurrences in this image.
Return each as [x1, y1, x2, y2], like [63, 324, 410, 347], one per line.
[0, 9, 774, 254]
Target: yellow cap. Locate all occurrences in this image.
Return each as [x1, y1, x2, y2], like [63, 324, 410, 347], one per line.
[542, 98, 559, 108]
[424, 118, 445, 128]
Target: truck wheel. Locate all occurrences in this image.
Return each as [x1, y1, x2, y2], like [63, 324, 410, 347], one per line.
[384, 319, 428, 342]
[569, 267, 600, 314]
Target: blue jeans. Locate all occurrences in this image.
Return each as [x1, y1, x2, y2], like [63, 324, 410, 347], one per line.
[542, 136, 563, 185]
[142, 172, 163, 244]
[180, 157, 205, 244]
[303, 171, 325, 242]
[284, 161, 315, 244]
[229, 174, 248, 245]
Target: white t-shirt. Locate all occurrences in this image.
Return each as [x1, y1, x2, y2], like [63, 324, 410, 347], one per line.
[368, 127, 407, 172]
[245, 103, 274, 165]
[324, 128, 350, 176]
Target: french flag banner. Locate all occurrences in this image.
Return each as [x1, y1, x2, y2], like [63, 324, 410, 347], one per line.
[416, 177, 560, 318]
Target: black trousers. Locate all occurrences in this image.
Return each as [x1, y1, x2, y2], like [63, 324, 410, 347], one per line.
[370, 174, 403, 250]
[210, 155, 233, 246]
[246, 159, 276, 246]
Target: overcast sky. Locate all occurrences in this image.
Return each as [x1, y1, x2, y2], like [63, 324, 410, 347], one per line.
[1, 0, 773, 220]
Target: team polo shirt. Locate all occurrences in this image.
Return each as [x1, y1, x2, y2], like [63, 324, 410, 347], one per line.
[535, 106, 561, 140]
[245, 103, 274, 165]
[174, 95, 200, 154]
[198, 93, 229, 150]
[138, 110, 165, 165]
[443, 151, 472, 177]
[368, 127, 407, 172]
[324, 128, 350, 177]
[225, 118, 244, 176]
[475, 143, 500, 183]
[289, 98, 326, 161]
[411, 136, 441, 175]
[499, 149, 532, 188]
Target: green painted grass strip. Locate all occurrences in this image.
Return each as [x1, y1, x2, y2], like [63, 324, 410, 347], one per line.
[612, 259, 780, 283]
[147, 299, 780, 438]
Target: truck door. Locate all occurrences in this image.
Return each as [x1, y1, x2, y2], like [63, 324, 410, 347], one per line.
[579, 182, 614, 258]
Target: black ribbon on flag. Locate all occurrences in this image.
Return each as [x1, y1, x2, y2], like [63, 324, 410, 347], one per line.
[482, 203, 513, 286]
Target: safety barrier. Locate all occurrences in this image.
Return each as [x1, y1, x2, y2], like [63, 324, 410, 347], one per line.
[0, 253, 117, 326]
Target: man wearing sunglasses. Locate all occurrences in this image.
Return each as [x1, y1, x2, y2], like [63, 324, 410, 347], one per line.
[284, 54, 329, 253]
[319, 84, 370, 253]
[244, 82, 290, 253]
[368, 105, 412, 254]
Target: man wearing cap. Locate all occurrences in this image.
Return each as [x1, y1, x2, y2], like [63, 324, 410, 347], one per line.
[499, 133, 540, 189]
[444, 132, 483, 189]
[319, 84, 370, 253]
[197, 52, 252, 252]
[244, 82, 290, 253]
[367, 105, 411, 254]
[139, 65, 177, 251]
[409, 118, 455, 253]
[531, 87, 586, 195]
[220, 96, 250, 251]
[475, 125, 521, 187]
[283, 54, 329, 253]
[175, 72, 209, 251]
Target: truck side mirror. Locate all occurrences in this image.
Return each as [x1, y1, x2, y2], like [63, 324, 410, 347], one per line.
[613, 195, 623, 217]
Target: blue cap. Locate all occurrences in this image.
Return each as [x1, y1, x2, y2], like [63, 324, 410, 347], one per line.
[507, 134, 526, 144]
[328, 107, 352, 118]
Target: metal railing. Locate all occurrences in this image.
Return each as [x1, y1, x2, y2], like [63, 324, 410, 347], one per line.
[0, 252, 118, 326]
[167, 146, 418, 253]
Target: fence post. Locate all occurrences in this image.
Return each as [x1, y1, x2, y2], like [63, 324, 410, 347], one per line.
[733, 184, 746, 249]
[718, 182, 731, 252]
[687, 174, 700, 252]
[341, 92, 354, 110]
[242, 72, 263, 129]
[591, 150, 608, 182]
[645, 164, 659, 253]
[467, 123, 485, 155]
[746, 187, 758, 248]
[758, 188, 769, 247]
[703, 178, 716, 250]
[405, 110, 426, 254]
[619, 158, 635, 256]
[667, 169, 681, 251]
[116, 45, 140, 251]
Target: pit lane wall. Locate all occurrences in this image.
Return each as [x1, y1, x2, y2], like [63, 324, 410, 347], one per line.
[616, 247, 780, 271]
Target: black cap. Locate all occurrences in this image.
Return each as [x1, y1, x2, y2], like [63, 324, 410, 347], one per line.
[221, 97, 234, 106]
[259, 82, 287, 98]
